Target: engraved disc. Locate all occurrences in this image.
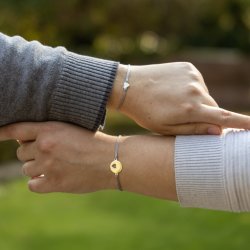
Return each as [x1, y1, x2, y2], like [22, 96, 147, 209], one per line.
[110, 160, 123, 175]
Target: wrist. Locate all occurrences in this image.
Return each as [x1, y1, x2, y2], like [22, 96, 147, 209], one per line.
[94, 132, 130, 192]
[117, 135, 177, 200]
[95, 133, 177, 201]
[107, 64, 127, 109]
[108, 64, 137, 116]
[93, 132, 120, 191]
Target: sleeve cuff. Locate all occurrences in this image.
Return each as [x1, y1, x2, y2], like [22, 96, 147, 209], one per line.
[175, 134, 230, 211]
[175, 130, 250, 212]
[49, 52, 119, 131]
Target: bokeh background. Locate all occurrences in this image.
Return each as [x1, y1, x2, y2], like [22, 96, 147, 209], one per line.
[0, 0, 250, 249]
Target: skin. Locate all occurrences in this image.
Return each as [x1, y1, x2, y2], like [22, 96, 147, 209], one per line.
[1, 62, 250, 197]
[109, 63, 250, 135]
[0, 122, 176, 200]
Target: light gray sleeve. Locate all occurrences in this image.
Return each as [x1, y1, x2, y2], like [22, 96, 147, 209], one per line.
[175, 129, 250, 212]
[0, 32, 118, 130]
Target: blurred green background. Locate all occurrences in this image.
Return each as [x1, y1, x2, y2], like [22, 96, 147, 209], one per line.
[0, 0, 250, 249]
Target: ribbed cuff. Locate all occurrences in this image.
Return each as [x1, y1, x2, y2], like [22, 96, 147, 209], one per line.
[49, 52, 119, 131]
[175, 130, 250, 212]
[175, 134, 230, 211]
[223, 129, 250, 212]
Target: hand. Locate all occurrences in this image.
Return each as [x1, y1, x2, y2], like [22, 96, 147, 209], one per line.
[0, 122, 116, 193]
[0, 122, 177, 200]
[108, 62, 250, 135]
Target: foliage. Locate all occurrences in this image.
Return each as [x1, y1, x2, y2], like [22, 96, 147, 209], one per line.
[0, 0, 249, 65]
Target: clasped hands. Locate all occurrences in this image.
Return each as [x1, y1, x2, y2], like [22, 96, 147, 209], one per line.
[0, 62, 250, 196]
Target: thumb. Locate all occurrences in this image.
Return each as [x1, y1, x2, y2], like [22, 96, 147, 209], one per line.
[162, 123, 222, 135]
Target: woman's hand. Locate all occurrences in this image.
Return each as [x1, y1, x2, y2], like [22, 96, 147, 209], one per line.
[1, 122, 116, 194]
[0, 122, 177, 200]
[108, 63, 250, 135]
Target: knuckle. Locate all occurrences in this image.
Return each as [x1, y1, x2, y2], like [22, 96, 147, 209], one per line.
[183, 62, 204, 83]
[37, 138, 55, 153]
[220, 109, 232, 124]
[183, 103, 196, 114]
[182, 62, 195, 71]
[190, 71, 204, 83]
[187, 83, 203, 96]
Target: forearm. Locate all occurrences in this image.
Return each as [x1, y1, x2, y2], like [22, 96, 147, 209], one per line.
[0, 32, 118, 130]
[123, 135, 176, 200]
[10, 121, 250, 213]
[102, 134, 177, 201]
[105, 129, 250, 212]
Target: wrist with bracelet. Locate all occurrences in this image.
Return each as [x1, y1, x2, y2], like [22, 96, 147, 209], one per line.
[116, 64, 131, 110]
[108, 64, 132, 191]
[110, 135, 123, 191]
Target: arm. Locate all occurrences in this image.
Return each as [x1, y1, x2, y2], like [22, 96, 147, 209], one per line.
[2, 122, 249, 212]
[1, 32, 250, 135]
[0, 32, 118, 130]
[0, 122, 177, 200]
[109, 63, 250, 134]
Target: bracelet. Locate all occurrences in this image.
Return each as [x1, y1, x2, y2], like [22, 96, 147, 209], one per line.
[117, 64, 131, 110]
[110, 135, 123, 191]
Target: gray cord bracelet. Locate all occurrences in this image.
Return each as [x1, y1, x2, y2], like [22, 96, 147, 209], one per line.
[117, 64, 131, 110]
[109, 135, 123, 191]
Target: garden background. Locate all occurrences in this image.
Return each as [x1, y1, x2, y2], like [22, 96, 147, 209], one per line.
[0, 0, 250, 249]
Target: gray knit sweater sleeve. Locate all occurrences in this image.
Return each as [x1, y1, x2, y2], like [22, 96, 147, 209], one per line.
[0, 32, 118, 130]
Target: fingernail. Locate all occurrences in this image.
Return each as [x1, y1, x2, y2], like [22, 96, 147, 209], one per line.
[208, 127, 221, 135]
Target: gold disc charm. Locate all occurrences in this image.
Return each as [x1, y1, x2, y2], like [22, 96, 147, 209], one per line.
[110, 160, 123, 175]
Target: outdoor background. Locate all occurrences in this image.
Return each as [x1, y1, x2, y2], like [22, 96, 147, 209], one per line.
[0, 0, 250, 249]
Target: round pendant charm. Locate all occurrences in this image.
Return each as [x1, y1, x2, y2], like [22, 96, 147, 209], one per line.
[110, 160, 123, 175]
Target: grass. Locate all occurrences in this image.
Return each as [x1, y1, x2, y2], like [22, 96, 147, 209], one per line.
[0, 179, 250, 250]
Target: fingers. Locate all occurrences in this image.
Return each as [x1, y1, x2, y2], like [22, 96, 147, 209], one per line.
[28, 177, 51, 193]
[17, 141, 36, 162]
[0, 122, 42, 141]
[198, 105, 250, 129]
[202, 93, 219, 107]
[22, 161, 44, 178]
[163, 123, 221, 135]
